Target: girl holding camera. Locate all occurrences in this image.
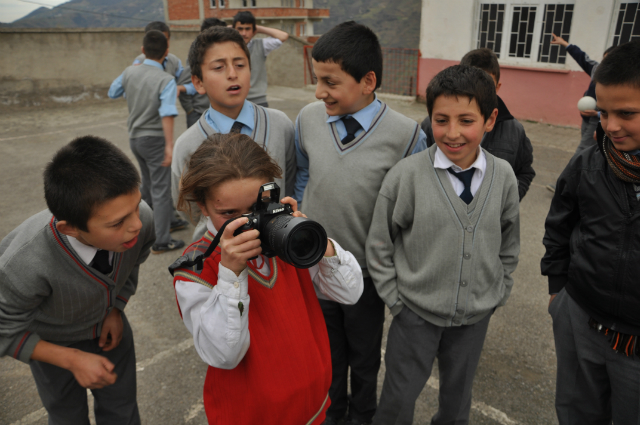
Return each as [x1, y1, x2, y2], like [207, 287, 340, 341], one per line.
[171, 133, 363, 425]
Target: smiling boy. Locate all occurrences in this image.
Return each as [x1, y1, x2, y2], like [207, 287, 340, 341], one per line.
[366, 65, 520, 425]
[294, 21, 426, 425]
[541, 41, 640, 424]
[172, 27, 295, 241]
[0, 136, 155, 424]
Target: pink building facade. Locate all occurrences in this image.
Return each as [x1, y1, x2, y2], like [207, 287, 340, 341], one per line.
[418, 0, 640, 127]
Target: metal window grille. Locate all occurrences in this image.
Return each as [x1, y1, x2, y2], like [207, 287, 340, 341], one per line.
[304, 46, 420, 97]
[612, 2, 640, 46]
[538, 4, 574, 64]
[477, 4, 505, 57]
[509, 5, 537, 58]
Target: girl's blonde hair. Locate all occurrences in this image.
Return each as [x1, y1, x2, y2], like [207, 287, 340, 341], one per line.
[177, 133, 283, 219]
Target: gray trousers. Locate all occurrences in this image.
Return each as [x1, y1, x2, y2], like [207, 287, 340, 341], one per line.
[30, 313, 140, 425]
[130, 136, 172, 245]
[550, 288, 640, 425]
[575, 115, 599, 155]
[374, 307, 492, 425]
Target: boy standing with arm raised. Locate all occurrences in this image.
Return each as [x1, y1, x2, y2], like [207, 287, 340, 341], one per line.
[0, 136, 155, 424]
[171, 27, 296, 241]
[295, 21, 427, 425]
[542, 41, 640, 424]
[367, 65, 520, 425]
[109, 30, 185, 254]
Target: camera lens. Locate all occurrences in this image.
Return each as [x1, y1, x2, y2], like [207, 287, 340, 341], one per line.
[264, 215, 327, 268]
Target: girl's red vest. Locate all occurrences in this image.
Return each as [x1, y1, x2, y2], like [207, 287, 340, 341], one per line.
[173, 234, 332, 424]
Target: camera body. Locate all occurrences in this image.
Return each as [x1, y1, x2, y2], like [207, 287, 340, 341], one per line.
[233, 182, 327, 268]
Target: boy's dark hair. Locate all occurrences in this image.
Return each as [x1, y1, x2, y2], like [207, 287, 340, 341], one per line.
[145, 21, 170, 38]
[188, 27, 251, 81]
[44, 136, 140, 231]
[426, 65, 498, 122]
[595, 41, 640, 89]
[143, 30, 168, 60]
[460, 48, 500, 83]
[311, 21, 383, 89]
[201, 17, 226, 32]
[233, 11, 256, 30]
[603, 44, 617, 56]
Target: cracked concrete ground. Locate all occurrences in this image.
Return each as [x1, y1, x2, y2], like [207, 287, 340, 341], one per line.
[0, 85, 580, 425]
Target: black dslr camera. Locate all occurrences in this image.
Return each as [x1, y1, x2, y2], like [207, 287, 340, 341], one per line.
[233, 182, 327, 269]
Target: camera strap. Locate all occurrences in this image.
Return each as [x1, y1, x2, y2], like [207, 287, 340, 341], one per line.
[168, 217, 239, 276]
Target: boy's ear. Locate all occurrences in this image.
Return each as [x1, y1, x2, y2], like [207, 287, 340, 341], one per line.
[141, 45, 144, 55]
[56, 220, 81, 239]
[192, 74, 207, 96]
[495, 81, 502, 94]
[196, 202, 210, 218]
[361, 70, 377, 96]
[483, 108, 499, 133]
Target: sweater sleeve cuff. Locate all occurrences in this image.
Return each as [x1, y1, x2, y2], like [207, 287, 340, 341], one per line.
[548, 275, 568, 294]
[9, 331, 41, 364]
[390, 300, 404, 316]
[115, 288, 135, 311]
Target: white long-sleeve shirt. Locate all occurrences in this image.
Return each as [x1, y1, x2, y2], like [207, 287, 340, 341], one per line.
[175, 218, 363, 369]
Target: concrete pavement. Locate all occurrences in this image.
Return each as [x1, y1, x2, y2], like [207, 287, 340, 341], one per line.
[0, 86, 580, 425]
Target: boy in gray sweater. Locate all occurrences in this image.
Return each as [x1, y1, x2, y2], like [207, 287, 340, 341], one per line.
[0, 136, 155, 425]
[366, 65, 520, 425]
[110, 30, 185, 254]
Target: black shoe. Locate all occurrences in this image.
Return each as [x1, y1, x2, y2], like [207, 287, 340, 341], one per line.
[170, 218, 189, 232]
[151, 238, 185, 254]
[546, 184, 556, 193]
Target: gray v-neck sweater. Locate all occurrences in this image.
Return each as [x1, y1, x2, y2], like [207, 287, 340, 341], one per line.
[0, 202, 155, 363]
[366, 145, 520, 327]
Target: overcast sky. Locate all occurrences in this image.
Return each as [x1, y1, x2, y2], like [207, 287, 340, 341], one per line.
[0, 0, 68, 23]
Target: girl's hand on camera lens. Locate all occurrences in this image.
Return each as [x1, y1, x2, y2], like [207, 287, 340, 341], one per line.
[281, 197, 308, 218]
[219, 217, 262, 276]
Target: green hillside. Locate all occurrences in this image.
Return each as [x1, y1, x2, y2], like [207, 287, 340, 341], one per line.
[313, 0, 421, 49]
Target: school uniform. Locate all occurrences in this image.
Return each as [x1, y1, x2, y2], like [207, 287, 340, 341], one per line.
[0, 204, 155, 424]
[109, 59, 179, 246]
[171, 100, 296, 241]
[171, 218, 363, 425]
[366, 145, 520, 425]
[295, 96, 427, 423]
[246, 37, 283, 107]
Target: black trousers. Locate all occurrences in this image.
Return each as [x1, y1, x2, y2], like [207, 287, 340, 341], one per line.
[30, 313, 140, 425]
[320, 277, 385, 422]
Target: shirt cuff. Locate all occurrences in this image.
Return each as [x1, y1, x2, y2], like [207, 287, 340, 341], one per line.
[183, 83, 197, 96]
[217, 264, 249, 299]
[158, 105, 179, 118]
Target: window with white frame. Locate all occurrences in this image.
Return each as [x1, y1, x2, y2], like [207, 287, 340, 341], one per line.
[243, 0, 257, 6]
[211, 0, 225, 7]
[282, 0, 294, 6]
[476, 1, 574, 65]
[611, 2, 640, 46]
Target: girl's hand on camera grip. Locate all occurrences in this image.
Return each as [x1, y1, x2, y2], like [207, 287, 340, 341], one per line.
[219, 217, 262, 276]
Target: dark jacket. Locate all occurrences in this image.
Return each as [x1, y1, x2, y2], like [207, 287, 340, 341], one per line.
[421, 96, 535, 200]
[541, 124, 640, 335]
[566, 44, 600, 123]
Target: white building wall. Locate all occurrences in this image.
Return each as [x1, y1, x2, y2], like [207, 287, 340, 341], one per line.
[420, 0, 617, 71]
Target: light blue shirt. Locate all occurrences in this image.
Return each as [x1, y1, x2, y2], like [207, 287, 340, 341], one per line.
[204, 100, 255, 136]
[293, 95, 427, 201]
[108, 59, 179, 117]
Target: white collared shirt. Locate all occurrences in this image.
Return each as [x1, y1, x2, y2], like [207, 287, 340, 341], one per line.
[433, 147, 486, 197]
[67, 236, 113, 266]
[174, 217, 364, 369]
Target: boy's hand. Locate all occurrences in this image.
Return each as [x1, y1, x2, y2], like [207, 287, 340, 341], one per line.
[550, 34, 569, 47]
[99, 308, 123, 351]
[220, 217, 262, 275]
[177, 85, 187, 96]
[580, 109, 598, 117]
[162, 145, 173, 167]
[69, 350, 117, 389]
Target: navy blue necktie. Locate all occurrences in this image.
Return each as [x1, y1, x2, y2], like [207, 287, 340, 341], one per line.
[448, 168, 475, 204]
[91, 249, 112, 275]
[230, 121, 243, 134]
[341, 116, 362, 145]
